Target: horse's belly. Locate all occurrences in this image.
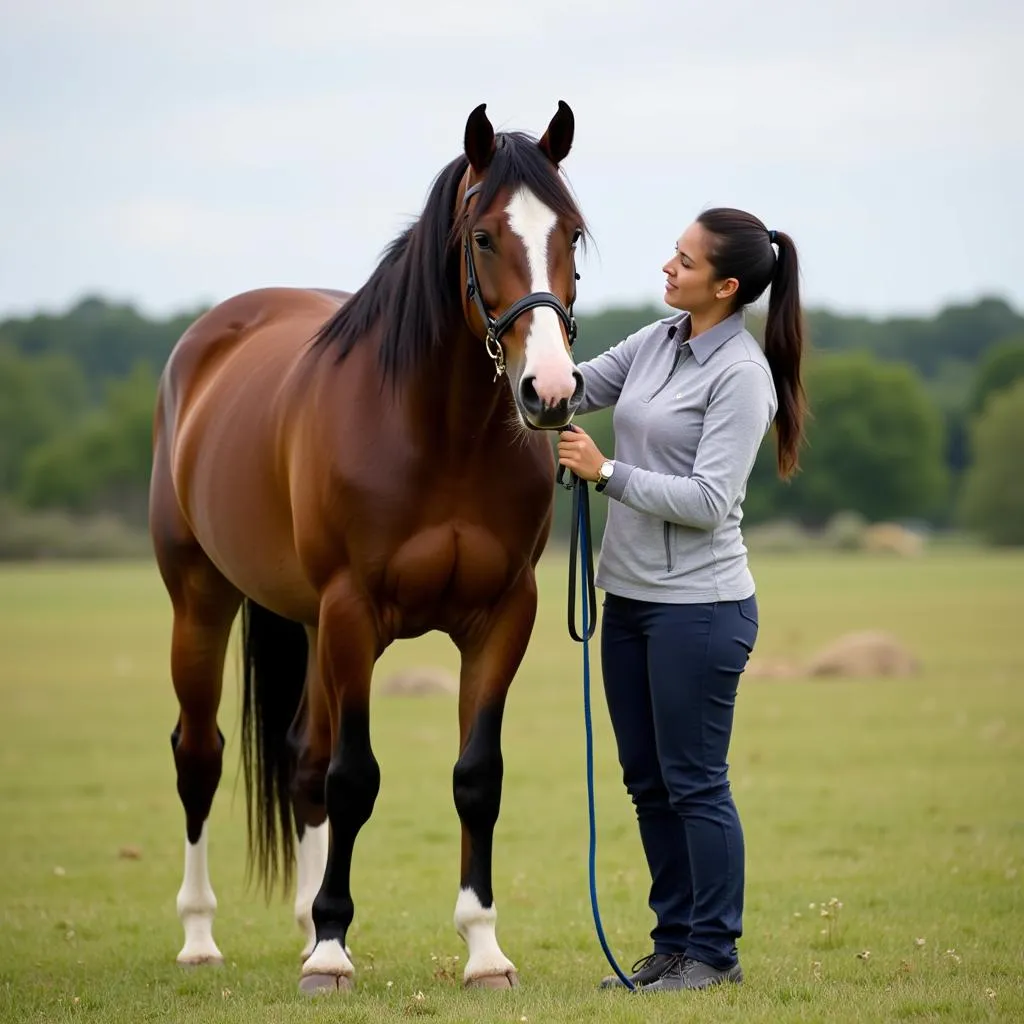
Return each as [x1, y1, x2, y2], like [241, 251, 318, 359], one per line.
[187, 462, 318, 620]
[383, 523, 512, 632]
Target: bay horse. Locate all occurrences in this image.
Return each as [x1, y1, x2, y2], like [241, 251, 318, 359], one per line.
[149, 101, 587, 994]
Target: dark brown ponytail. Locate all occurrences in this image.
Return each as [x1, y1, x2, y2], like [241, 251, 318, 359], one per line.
[763, 230, 805, 477]
[697, 208, 807, 478]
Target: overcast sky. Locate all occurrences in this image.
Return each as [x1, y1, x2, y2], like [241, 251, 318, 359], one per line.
[2, 0, 1020, 321]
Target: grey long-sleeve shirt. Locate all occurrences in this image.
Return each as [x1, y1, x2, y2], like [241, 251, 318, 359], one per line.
[577, 309, 777, 603]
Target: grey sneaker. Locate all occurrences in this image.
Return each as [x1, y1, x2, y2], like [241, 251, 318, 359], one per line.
[599, 952, 682, 990]
[637, 956, 744, 991]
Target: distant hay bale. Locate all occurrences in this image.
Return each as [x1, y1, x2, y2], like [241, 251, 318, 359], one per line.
[806, 631, 919, 678]
[822, 510, 868, 551]
[743, 519, 814, 553]
[861, 523, 925, 557]
[379, 666, 458, 697]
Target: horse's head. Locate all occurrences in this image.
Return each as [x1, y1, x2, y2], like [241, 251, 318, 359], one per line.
[458, 102, 586, 431]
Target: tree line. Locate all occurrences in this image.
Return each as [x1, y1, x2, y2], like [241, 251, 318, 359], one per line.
[1, 293, 1023, 552]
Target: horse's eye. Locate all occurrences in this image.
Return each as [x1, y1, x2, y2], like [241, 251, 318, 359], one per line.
[571, 227, 583, 246]
[474, 232, 492, 251]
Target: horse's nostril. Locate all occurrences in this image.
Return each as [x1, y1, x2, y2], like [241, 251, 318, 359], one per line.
[519, 375, 541, 411]
[571, 370, 585, 405]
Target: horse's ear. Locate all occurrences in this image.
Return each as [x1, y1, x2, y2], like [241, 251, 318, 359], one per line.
[464, 103, 496, 172]
[538, 100, 574, 165]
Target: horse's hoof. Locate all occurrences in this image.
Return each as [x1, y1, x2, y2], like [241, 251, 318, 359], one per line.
[465, 970, 519, 990]
[299, 973, 353, 995]
[176, 954, 224, 968]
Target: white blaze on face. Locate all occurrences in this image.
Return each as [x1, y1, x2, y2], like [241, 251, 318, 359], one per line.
[504, 186, 578, 407]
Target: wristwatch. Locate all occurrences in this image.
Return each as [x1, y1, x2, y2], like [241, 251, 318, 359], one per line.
[595, 460, 615, 492]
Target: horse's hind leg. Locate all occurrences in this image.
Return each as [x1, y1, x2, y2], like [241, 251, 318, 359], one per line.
[152, 471, 241, 965]
[293, 811, 329, 961]
[167, 575, 239, 965]
[290, 629, 330, 961]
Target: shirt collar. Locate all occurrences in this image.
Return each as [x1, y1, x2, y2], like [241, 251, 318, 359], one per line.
[660, 310, 745, 365]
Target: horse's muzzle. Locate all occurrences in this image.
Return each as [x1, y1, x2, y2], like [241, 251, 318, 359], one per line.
[518, 369, 585, 429]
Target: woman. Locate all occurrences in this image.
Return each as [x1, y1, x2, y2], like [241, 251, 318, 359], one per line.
[557, 207, 806, 992]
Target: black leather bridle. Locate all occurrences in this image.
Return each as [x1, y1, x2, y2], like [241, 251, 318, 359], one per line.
[462, 180, 579, 381]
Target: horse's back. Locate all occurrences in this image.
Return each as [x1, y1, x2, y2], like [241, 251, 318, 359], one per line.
[158, 288, 346, 425]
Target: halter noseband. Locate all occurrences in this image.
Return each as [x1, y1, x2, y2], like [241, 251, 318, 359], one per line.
[462, 180, 579, 381]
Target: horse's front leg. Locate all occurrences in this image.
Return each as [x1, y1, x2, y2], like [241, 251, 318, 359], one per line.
[299, 577, 380, 995]
[451, 573, 538, 989]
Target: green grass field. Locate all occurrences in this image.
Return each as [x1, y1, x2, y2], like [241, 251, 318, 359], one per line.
[1, 549, 1022, 1023]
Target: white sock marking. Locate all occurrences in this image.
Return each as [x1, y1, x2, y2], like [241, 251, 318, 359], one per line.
[176, 824, 223, 964]
[505, 186, 577, 406]
[295, 822, 329, 958]
[454, 887, 516, 981]
[302, 938, 355, 978]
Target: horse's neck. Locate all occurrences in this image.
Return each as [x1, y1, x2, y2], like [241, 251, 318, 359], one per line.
[411, 325, 519, 447]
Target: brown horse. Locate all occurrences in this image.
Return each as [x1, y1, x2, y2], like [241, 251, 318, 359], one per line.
[149, 101, 587, 994]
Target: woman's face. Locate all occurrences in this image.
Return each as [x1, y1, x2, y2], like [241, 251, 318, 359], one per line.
[662, 221, 733, 313]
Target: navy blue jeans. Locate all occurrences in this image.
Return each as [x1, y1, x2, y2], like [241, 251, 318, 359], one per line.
[600, 593, 758, 970]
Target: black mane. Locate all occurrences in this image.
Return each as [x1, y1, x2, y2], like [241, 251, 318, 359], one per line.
[312, 131, 587, 384]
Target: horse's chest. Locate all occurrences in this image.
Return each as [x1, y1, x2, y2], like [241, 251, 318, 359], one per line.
[383, 521, 515, 620]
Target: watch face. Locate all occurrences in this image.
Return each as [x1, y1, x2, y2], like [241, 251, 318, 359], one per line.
[601, 461, 614, 478]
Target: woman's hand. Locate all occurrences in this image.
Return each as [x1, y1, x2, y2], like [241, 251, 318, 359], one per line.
[557, 425, 607, 483]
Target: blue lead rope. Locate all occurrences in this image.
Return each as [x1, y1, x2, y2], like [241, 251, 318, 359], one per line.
[559, 448, 635, 992]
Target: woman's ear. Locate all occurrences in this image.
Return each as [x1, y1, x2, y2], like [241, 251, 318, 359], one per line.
[715, 278, 740, 301]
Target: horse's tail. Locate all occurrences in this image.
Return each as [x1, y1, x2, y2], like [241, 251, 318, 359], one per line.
[240, 598, 308, 898]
